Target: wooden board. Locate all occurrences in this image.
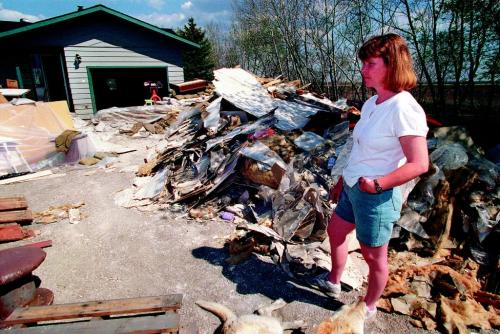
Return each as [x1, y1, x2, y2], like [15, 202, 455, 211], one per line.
[0, 170, 53, 185]
[0, 197, 28, 211]
[0, 210, 33, 224]
[4, 313, 180, 334]
[0, 224, 25, 241]
[17, 240, 53, 249]
[4, 294, 183, 325]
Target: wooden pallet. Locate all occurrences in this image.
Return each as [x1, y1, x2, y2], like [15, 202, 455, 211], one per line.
[0, 197, 34, 243]
[2, 294, 188, 333]
[0, 197, 28, 211]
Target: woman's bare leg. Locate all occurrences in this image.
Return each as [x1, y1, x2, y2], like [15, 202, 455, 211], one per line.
[360, 243, 389, 310]
[327, 213, 355, 284]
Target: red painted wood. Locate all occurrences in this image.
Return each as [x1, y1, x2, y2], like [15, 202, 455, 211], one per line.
[171, 79, 207, 93]
[18, 240, 53, 249]
[0, 225, 24, 242]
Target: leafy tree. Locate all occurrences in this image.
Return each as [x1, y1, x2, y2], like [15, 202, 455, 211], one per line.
[177, 17, 215, 81]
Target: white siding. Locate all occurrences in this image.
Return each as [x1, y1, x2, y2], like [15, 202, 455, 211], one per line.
[168, 65, 184, 84]
[65, 39, 184, 118]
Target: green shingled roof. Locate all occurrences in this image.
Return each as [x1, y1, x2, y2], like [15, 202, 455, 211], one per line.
[0, 4, 200, 48]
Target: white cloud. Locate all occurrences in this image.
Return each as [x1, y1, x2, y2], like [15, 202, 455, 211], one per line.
[137, 12, 186, 28]
[198, 10, 231, 24]
[0, 3, 44, 22]
[181, 1, 193, 10]
[147, 0, 165, 10]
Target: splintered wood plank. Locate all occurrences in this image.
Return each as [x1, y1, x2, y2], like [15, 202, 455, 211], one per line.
[0, 224, 25, 242]
[17, 240, 53, 249]
[0, 197, 28, 211]
[0, 210, 33, 224]
[4, 313, 180, 334]
[0, 170, 53, 185]
[4, 295, 183, 325]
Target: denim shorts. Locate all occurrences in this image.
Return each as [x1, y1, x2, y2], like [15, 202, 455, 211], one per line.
[335, 182, 402, 247]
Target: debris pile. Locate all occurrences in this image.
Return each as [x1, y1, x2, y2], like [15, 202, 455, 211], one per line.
[33, 202, 85, 225]
[111, 68, 498, 333]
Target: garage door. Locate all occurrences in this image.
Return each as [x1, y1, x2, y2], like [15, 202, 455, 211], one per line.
[89, 67, 168, 111]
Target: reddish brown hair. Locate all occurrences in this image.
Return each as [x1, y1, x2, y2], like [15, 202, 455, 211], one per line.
[358, 33, 417, 92]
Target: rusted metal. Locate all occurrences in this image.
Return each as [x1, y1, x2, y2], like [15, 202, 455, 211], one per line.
[0, 248, 49, 320]
[0, 275, 36, 319]
[0, 248, 46, 286]
[28, 288, 54, 307]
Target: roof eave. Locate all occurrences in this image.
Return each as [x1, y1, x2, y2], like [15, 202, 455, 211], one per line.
[0, 4, 200, 49]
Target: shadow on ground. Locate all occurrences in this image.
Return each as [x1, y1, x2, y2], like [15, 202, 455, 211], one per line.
[192, 246, 343, 312]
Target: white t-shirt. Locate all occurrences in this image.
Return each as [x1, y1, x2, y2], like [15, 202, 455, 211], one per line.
[343, 91, 429, 187]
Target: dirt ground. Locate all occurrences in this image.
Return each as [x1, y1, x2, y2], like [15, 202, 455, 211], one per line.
[0, 136, 496, 334]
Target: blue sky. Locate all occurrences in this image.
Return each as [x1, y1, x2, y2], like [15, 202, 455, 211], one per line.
[0, 0, 233, 29]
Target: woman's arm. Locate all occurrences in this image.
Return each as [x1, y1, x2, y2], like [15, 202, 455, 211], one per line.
[329, 176, 343, 203]
[358, 135, 429, 193]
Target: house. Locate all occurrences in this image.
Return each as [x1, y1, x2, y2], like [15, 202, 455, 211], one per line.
[0, 4, 199, 119]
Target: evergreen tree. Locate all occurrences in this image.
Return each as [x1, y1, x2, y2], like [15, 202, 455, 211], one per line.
[177, 18, 215, 81]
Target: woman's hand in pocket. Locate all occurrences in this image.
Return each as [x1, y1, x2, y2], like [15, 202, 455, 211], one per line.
[358, 177, 377, 193]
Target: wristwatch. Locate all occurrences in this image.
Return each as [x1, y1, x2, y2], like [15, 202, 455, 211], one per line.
[373, 179, 383, 193]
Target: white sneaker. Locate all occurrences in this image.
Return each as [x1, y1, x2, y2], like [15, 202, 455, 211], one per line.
[365, 305, 377, 320]
[309, 272, 341, 298]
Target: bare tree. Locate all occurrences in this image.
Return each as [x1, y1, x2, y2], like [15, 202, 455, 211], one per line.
[218, 0, 498, 118]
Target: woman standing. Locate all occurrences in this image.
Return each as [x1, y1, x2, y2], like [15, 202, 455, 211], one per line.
[312, 34, 429, 319]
